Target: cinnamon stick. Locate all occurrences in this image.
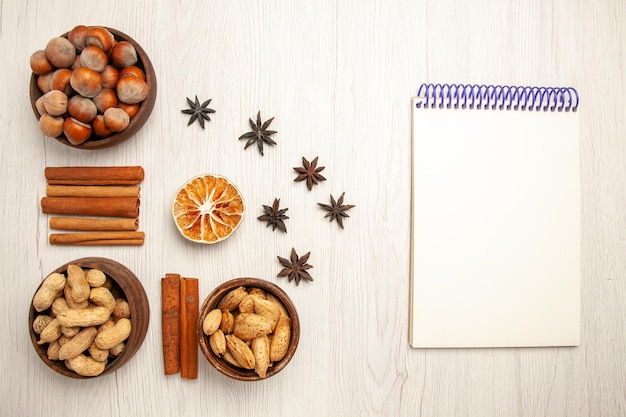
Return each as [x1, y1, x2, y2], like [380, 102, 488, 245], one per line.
[65, 239, 145, 246]
[41, 197, 140, 218]
[46, 185, 141, 198]
[161, 274, 181, 375]
[179, 277, 199, 380]
[50, 217, 139, 231]
[49, 231, 144, 245]
[45, 166, 145, 185]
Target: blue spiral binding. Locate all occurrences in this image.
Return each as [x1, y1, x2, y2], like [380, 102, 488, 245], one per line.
[416, 83, 579, 112]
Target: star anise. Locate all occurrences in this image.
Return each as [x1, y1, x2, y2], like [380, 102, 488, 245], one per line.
[277, 248, 313, 285]
[181, 96, 215, 129]
[258, 198, 289, 233]
[239, 111, 277, 155]
[318, 192, 355, 229]
[293, 156, 326, 190]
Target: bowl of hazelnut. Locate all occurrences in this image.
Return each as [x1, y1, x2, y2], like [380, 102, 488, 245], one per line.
[28, 257, 150, 378]
[29, 26, 157, 150]
[198, 278, 300, 381]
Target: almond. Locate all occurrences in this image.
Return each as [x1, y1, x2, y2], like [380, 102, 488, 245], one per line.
[238, 294, 255, 314]
[220, 309, 235, 334]
[225, 334, 255, 369]
[252, 335, 270, 378]
[217, 286, 248, 311]
[209, 329, 226, 356]
[269, 315, 291, 362]
[253, 296, 282, 331]
[233, 313, 272, 341]
[202, 308, 222, 335]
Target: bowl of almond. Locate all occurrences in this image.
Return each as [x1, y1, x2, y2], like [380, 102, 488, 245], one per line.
[198, 278, 300, 381]
[28, 257, 150, 378]
[29, 25, 157, 150]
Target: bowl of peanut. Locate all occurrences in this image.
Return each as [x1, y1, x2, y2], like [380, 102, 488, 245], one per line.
[28, 257, 150, 378]
[198, 278, 300, 381]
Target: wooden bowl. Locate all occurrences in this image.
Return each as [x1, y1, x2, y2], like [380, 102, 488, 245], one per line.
[198, 278, 300, 381]
[28, 257, 150, 378]
[29, 27, 157, 150]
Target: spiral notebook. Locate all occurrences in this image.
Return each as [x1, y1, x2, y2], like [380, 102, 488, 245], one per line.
[410, 84, 580, 348]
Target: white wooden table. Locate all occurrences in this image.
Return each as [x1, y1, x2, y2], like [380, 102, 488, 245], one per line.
[1, 1, 624, 416]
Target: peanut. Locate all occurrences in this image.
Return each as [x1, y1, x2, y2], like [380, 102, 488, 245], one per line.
[89, 287, 116, 312]
[61, 326, 80, 338]
[209, 329, 226, 356]
[85, 268, 106, 287]
[98, 320, 116, 332]
[51, 297, 70, 316]
[225, 334, 255, 369]
[217, 286, 248, 311]
[66, 264, 90, 303]
[64, 285, 88, 309]
[202, 308, 222, 335]
[33, 272, 66, 312]
[67, 354, 106, 377]
[252, 335, 270, 378]
[58, 326, 97, 360]
[113, 299, 130, 319]
[47, 340, 61, 360]
[56, 306, 110, 327]
[88, 342, 109, 362]
[233, 313, 272, 341]
[58, 335, 71, 346]
[109, 342, 125, 357]
[32, 315, 53, 334]
[95, 317, 131, 350]
[37, 318, 62, 345]
[270, 315, 291, 362]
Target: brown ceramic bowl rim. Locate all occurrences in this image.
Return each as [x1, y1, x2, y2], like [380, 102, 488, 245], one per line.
[28, 257, 150, 378]
[29, 26, 157, 150]
[198, 278, 300, 381]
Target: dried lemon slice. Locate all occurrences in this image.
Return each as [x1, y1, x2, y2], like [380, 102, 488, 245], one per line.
[172, 174, 245, 244]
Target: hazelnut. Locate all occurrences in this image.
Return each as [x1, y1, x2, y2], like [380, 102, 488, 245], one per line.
[119, 65, 145, 81]
[103, 107, 130, 132]
[67, 25, 89, 52]
[85, 27, 115, 53]
[92, 114, 112, 138]
[110, 41, 137, 68]
[36, 72, 53, 94]
[44, 37, 76, 69]
[38, 114, 64, 137]
[67, 95, 97, 123]
[92, 88, 118, 113]
[80, 45, 108, 72]
[116, 76, 148, 104]
[118, 102, 140, 119]
[30, 50, 53, 75]
[42, 90, 68, 116]
[70, 67, 102, 98]
[71, 55, 83, 70]
[35, 96, 47, 116]
[63, 117, 92, 145]
[48, 69, 73, 96]
[100, 65, 119, 89]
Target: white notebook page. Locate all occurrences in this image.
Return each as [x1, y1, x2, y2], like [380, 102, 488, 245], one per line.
[410, 98, 580, 348]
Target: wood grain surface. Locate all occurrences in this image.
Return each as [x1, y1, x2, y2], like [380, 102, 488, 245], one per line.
[1, 1, 624, 416]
